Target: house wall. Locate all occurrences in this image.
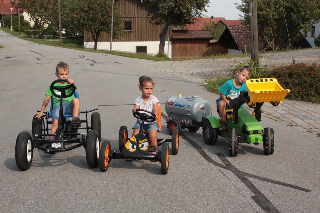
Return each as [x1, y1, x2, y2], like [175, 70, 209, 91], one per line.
[171, 39, 227, 59]
[84, 41, 172, 58]
[303, 23, 320, 47]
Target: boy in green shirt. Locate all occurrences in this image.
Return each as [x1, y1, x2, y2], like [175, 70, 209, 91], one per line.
[36, 62, 80, 139]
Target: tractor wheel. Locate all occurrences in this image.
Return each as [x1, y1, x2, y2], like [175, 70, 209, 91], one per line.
[171, 127, 179, 155]
[202, 119, 218, 145]
[263, 127, 274, 155]
[228, 128, 239, 157]
[119, 126, 128, 152]
[32, 115, 43, 139]
[85, 130, 100, 168]
[161, 143, 169, 174]
[91, 112, 101, 142]
[167, 118, 181, 134]
[15, 132, 33, 171]
[99, 141, 111, 172]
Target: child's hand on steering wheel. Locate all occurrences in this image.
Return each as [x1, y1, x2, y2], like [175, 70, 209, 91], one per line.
[68, 79, 74, 85]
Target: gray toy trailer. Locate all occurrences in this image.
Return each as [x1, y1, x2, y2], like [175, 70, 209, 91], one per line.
[165, 95, 211, 133]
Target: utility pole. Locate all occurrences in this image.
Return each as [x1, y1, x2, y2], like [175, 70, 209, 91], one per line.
[58, 0, 62, 45]
[18, 0, 20, 35]
[10, 8, 13, 32]
[110, 0, 114, 53]
[250, 0, 259, 63]
[1, 0, 3, 28]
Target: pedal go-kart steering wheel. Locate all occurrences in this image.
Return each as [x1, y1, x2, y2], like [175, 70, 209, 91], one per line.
[50, 79, 76, 98]
[133, 109, 156, 123]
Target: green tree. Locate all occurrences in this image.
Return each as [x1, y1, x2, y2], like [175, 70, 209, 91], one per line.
[142, 0, 209, 56]
[74, 0, 123, 50]
[203, 20, 225, 40]
[13, 0, 56, 37]
[237, 0, 320, 50]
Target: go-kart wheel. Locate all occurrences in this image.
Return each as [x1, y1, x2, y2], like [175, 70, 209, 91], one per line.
[91, 112, 101, 142]
[119, 126, 128, 152]
[32, 115, 43, 139]
[228, 128, 238, 157]
[263, 127, 274, 155]
[202, 119, 218, 145]
[167, 118, 181, 135]
[99, 141, 111, 172]
[161, 142, 169, 174]
[187, 126, 200, 133]
[15, 132, 33, 171]
[171, 127, 179, 155]
[85, 130, 100, 168]
[50, 79, 76, 98]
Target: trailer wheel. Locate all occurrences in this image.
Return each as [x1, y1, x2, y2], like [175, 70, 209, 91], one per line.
[263, 127, 274, 155]
[15, 132, 33, 171]
[99, 141, 111, 172]
[171, 127, 179, 155]
[202, 120, 218, 145]
[228, 128, 238, 157]
[167, 118, 181, 134]
[119, 126, 128, 152]
[161, 143, 169, 174]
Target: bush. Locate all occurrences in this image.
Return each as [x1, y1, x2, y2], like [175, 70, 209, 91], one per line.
[267, 63, 320, 103]
[231, 59, 273, 79]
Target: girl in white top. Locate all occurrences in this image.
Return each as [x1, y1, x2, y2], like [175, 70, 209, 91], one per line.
[132, 76, 160, 154]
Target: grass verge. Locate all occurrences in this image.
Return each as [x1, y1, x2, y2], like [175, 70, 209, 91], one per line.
[203, 77, 232, 94]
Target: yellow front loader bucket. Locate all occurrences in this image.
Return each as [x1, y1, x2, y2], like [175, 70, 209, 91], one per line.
[246, 78, 290, 105]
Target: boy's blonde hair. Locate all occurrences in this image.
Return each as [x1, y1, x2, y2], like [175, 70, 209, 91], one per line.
[56, 61, 69, 73]
[239, 66, 252, 74]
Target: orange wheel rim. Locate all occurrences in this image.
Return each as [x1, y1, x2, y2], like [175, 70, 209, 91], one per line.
[176, 132, 179, 149]
[123, 130, 128, 146]
[104, 145, 110, 168]
[166, 147, 169, 169]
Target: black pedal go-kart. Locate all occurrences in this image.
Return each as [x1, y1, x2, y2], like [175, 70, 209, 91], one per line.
[15, 79, 101, 171]
[98, 109, 179, 174]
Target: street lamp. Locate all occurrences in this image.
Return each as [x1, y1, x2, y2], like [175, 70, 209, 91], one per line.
[10, 8, 13, 32]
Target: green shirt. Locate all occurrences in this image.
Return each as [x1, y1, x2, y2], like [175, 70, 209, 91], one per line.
[45, 83, 77, 107]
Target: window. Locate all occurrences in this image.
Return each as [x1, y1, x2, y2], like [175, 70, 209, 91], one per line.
[124, 21, 132, 31]
[311, 26, 315, 37]
[136, 46, 147, 54]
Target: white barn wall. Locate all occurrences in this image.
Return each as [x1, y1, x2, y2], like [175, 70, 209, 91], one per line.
[84, 41, 172, 59]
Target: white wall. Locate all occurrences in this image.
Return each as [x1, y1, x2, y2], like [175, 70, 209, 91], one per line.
[302, 23, 320, 48]
[84, 41, 173, 59]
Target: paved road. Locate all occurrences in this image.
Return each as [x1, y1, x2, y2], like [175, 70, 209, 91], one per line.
[1, 30, 319, 213]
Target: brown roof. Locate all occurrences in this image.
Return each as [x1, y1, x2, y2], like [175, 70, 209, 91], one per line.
[186, 17, 244, 30]
[171, 30, 214, 40]
[227, 25, 265, 50]
[0, 0, 18, 14]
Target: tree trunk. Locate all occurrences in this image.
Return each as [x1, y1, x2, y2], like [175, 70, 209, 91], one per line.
[91, 30, 100, 50]
[159, 21, 170, 56]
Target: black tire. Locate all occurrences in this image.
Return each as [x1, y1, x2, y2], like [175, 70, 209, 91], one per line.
[32, 115, 43, 138]
[15, 132, 33, 171]
[119, 126, 128, 152]
[86, 130, 100, 168]
[263, 127, 274, 155]
[228, 128, 238, 157]
[167, 118, 181, 134]
[99, 141, 111, 172]
[187, 126, 200, 133]
[161, 143, 169, 174]
[91, 112, 101, 142]
[171, 127, 179, 155]
[202, 119, 218, 145]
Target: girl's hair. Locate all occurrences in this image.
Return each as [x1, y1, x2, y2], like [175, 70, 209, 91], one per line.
[139, 76, 154, 87]
[239, 66, 252, 74]
[56, 61, 69, 73]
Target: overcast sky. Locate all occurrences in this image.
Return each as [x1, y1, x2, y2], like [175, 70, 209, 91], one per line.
[203, 0, 244, 20]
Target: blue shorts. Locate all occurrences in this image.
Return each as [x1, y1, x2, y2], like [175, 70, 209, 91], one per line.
[133, 121, 159, 131]
[52, 102, 73, 120]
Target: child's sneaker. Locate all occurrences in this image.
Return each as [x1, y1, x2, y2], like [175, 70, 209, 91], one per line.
[72, 117, 81, 127]
[219, 121, 227, 131]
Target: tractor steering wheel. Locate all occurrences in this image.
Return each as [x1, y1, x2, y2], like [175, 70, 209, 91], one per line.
[50, 79, 76, 98]
[133, 109, 156, 123]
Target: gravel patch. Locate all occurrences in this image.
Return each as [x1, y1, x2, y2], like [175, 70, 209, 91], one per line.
[140, 50, 320, 83]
